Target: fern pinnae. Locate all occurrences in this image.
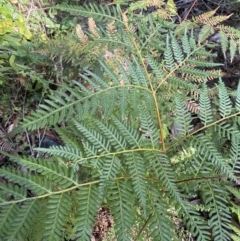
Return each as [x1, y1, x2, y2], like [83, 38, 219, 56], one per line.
[236, 81, 240, 111]
[126, 152, 147, 212]
[164, 35, 175, 70]
[181, 29, 191, 55]
[230, 39, 237, 63]
[34, 146, 82, 163]
[99, 155, 121, 193]
[191, 135, 237, 182]
[145, 54, 164, 81]
[75, 185, 102, 240]
[44, 193, 72, 241]
[199, 83, 213, 125]
[218, 79, 232, 117]
[94, 119, 126, 151]
[174, 95, 193, 137]
[138, 105, 159, 148]
[108, 180, 134, 241]
[55, 4, 122, 24]
[0, 167, 52, 195]
[170, 32, 184, 64]
[229, 137, 240, 175]
[201, 183, 231, 241]
[4, 200, 41, 241]
[146, 184, 176, 241]
[0, 182, 26, 201]
[111, 116, 141, 148]
[74, 120, 111, 154]
[0, 203, 16, 238]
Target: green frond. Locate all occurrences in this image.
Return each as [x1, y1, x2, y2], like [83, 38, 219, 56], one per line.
[111, 116, 141, 148]
[229, 137, 240, 174]
[151, 153, 182, 204]
[75, 185, 102, 241]
[125, 153, 147, 210]
[145, 54, 164, 81]
[199, 83, 213, 125]
[230, 39, 237, 62]
[164, 35, 175, 70]
[170, 33, 184, 64]
[0, 167, 52, 196]
[5, 153, 78, 188]
[74, 120, 111, 154]
[0, 182, 26, 200]
[55, 4, 121, 23]
[108, 180, 134, 241]
[191, 135, 236, 182]
[94, 119, 127, 151]
[44, 193, 72, 241]
[214, 122, 239, 141]
[218, 79, 232, 117]
[230, 225, 240, 241]
[181, 207, 210, 241]
[236, 82, 240, 111]
[138, 105, 159, 147]
[146, 184, 176, 241]
[181, 29, 191, 55]
[0, 200, 41, 241]
[198, 25, 214, 43]
[35, 145, 82, 163]
[99, 156, 121, 192]
[219, 30, 228, 59]
[174, 95, 193, 137]
[55, 126, 83, 150]
[201, 183, 231, 241]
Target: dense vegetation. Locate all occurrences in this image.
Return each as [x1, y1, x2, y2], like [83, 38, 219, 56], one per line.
[1, 0, 240, 240]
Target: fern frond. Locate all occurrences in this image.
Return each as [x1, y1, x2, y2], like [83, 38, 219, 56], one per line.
[191, 134, 236, 182]
[218, 79, 232, 117]
[201, 183, 231, 241]
[138, 105, 159, 148]
[75, 185, 102, 240]
[229, 137, 240, 175]
[76, 24, 88, 43]
[199, 83, 213, 125]
[174, 95, 193, 137]
[146, 184, 176, 241]
[44, 193, 72, 241]
[4, 153, 78, 188]
[126, 153, 147, 210]
[0, 200, 41, 241]
[198, 25, 214, 43]
[108, 180, 134, 241]
[0, 182, 26, 201]
[55, 4, 121, 23]
[35, 145, 82, 163]
[236, 82, 240, 111]
[0, 167, 52, 196]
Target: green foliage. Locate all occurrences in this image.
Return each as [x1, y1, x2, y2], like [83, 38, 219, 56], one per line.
[1, 2, 240, 241]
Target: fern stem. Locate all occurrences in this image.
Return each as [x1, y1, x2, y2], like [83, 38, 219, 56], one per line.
[166, 111, 240, 152]
[118, 7, 166, 151]
[135, 213, 153, 240]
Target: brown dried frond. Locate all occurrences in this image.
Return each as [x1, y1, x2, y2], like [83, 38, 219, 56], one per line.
[88, 18, 100, 38]
[146, 0, 164, 7]
[186, 100, 199, 113]
[76, 24, 88, 43]
[106, 21, 118, 40]
[193, 9, 232, 27]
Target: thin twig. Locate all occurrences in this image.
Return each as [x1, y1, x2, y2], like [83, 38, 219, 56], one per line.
[183, 0, 198, 21]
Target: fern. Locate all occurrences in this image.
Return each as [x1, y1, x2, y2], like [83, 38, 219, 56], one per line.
[1, 2, 240, 241]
